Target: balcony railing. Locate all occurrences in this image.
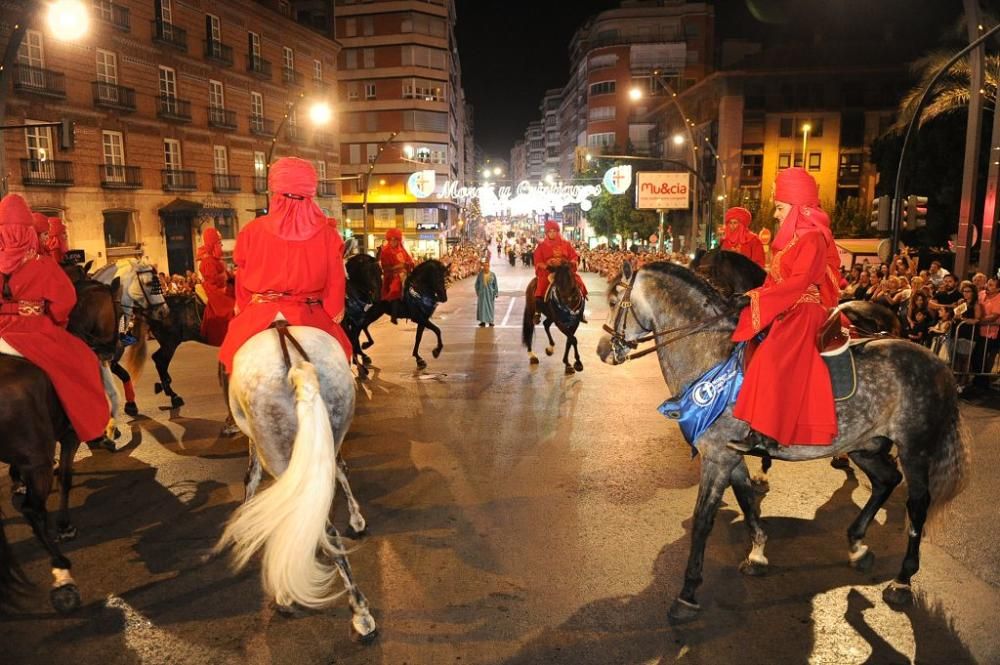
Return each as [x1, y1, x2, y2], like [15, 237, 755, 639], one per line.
[249, 115, 275, 137]
[161, 169, 197, 191]
[253, 175, 268, 193]
[208, 106, 237, 129]
[212, 173, 241, 193]
[247, 55, 272, 79]
[13, 65, 66, 98]
[94, 1, 130, 31]
[99, 164, 142, 189]
[285, 125, 307, 144]
[282, 67, 301, 86]
[21, 159, 73, 186]
[151, 19, 187, 51]
[316, 132, 336, 148]
[92, 81, 136, 111]
[317, 180, 338, 197]
[158, 95, 192, 122]
[204, 39, 234, 66]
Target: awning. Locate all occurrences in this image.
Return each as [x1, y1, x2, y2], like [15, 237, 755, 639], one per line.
[157, 198, 203, 218]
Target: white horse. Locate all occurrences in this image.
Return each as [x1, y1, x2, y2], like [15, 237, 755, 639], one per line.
[215, 322, 376, 640]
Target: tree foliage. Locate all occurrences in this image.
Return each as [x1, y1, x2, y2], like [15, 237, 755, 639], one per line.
[581, 159, 659, 241]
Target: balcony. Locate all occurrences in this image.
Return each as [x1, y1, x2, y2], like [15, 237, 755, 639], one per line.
[162, 169, 197, 191]
[249, 115, 275, 137]
[21, 159, 73, 186]
[317, 180, 338, 197]
[204, 39, 234, 67]
[285, 125, 307, 145]
[151, 19, 187, 51]
[99, 164, 142, 189]
[316, 132, 336, 149]
[94, 1, 130, 31]
[92, 81, 136, 111]
[212, 173, 241, 193]
[247, 55, 272, 79]
[158, 95, 192, 122]
[13, 65, 66, 98]
[282, 67, 302, 86]
[208, 106, 237, 130]
[253, 175, 268, 193]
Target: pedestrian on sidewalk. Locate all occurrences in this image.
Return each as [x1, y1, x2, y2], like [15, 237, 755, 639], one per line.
[475, 260, 499, 327]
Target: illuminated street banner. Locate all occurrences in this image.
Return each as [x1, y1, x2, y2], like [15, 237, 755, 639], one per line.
[407, 170, 436, 199]
[635, 172, 690, 210]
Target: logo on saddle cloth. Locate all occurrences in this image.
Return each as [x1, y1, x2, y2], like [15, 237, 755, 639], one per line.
[658, 343, 746, 455]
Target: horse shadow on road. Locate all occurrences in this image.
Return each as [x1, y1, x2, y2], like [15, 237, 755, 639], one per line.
[495, 469, 978, 665]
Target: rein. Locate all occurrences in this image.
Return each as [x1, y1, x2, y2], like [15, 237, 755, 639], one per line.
[603, 270, 735, 361]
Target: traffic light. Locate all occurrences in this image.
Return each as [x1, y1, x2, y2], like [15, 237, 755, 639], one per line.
[870, 194, 890, 232]
[59, 119, 74, 151]
[904, 195, 928, 228]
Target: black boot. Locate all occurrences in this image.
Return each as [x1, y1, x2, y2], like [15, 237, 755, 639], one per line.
[727, 430, 779, 457]
[86, 436, 116, 453]
[390, 301, 399, 325]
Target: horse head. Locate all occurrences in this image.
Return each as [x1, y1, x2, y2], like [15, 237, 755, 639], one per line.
[121, 260, 170, 321]
[410, 259, 449, 303]
[346, 254, 382, 303]
[690, 248, 766, 298]
[67, 276, 121, 360]
[549, 262, 583, 312]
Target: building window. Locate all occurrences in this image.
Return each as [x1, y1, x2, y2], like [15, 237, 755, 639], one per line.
[253, 151, 266, 177]
[278, 0, 291, 17]
[411, 144, 447, 164]
[363, 48, 375, 68]
[373, 208, 395, 229]
[207, 13, 221, 41]
[345, 50, 357, 69]
[18, 29, 44, 68]
[157, 0, 172, 24]
[96, 49, 117, 83]
[588, 53, 617, 70]
[283, 47, 294, 71]
[740, 153, 763, 179]
[248, 31, 261, 58]
[807, 152, 821, 171]
[362, 16, 374, 36]
[345, 18, 357, 37]
[94, 0, 114, 23]
[402, 78, 445, 102]
[364, 83, 376, 99]
[209, 79, 224, 109]
[213, 145, 228, 174]
[347, 82, 359, 100]
[102, 130, 125, 166]
[24, 122, 53, 171]
[778, 153, 791, 169]
[589, 81, 616, 96]
[214, 213, 237, 240]
[839, 152, 863, 179]
[349, 144, 361, 164]
[158, 66, 177, 99]
[313, 59, 323, 82]
[103, 211, 136, 249]
[586, 132, 616, 148]
[402, 45, 446, 69]
[315, 160, 327, 180]
[163, 138, 182, 170]
[779, 117, 793, 138]
[366, 143, 379, 161]
[588, 106, 615, 122]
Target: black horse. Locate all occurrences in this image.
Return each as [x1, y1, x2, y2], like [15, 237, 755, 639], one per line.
[343, 254, 382, 377]
[125, 294, 205, 408]
[0, 269, 120, 614]
[359, 259, 449, 370]
[523, 262, 585, 374]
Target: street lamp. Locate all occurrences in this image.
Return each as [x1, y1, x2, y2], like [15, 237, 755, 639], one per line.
[672, 133, 685, 147]
[628, 87, 643, 102]
[47, 0, 89, 41]
[801, 122, 812, 162]
[360, 131, 399, 253]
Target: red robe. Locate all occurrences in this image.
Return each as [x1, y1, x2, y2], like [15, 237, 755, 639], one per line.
[732, 231, 837, 446]
[380, 243, 415, 302]
[532, 238, 588, 299]
[722, 234, 766, 269]
[218, 220, 351, 373]
[0, 255, 109, 441]
[198, 253, 235, 347]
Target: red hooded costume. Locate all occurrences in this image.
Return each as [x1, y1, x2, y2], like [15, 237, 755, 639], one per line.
[379, 228, 415, 301]
[0, 195, 109, 441]
[721, 207, 765, 268]
[532, 220, 588, 299]
[197, 226, 235, 346]
[732, 168, 840, 446]
[46, 217, 69, 263]
[218, 158, 351, 373]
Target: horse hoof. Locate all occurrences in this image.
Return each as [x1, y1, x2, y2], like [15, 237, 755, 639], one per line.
[573, 361, 584, 372]
[56, 525, 78, 542]
[357, 365, 369, 379]
[351, 613, 378, 643]
[362, 355, 372, 366]
[154, 383, 163, 395]
[432, 347, 442, 359]
[529, 355, 539, 365]
[346, 524, 368, 539]
[739, 559, 768, 576]
[124, 402, 139, 417]
[361, 341, 374, 350]
[545, 346, 554, 356]
[850, 549, 875, 572]
[170, 395, 185, 408]
[564, 365, 576, 375]
[882, 582, 913, 609]
[750, 475, 770, 495]
[416, 358, 427, 370]
[831, 456, 851, 470]
[50, 584, 81, 614]
[667, 597, 701, 624]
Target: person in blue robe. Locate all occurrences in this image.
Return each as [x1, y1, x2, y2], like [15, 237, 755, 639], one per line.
[475, 261, 499, 327]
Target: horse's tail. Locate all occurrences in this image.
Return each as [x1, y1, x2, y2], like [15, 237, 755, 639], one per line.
[522, 281, 536, 350]
[927, 411, 971, 521]
[122, 317, 148, 382]
[214, 361, 343, 609]
[0, 506, 29, 608]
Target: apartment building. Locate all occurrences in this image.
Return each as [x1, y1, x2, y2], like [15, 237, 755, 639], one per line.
[1, 0, 341, 274]
[334, 0, 467, 257]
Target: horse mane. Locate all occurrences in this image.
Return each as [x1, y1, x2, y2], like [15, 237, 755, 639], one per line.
[640, 261, 729, 309]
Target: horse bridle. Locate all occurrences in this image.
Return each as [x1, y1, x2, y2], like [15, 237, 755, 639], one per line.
[602, 270, 735, 362]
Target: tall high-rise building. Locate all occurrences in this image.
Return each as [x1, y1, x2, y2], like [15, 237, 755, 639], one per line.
[335, 0, 467, 256]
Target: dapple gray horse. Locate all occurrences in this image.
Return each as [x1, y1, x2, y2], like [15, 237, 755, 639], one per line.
[598, 260, 969, 623]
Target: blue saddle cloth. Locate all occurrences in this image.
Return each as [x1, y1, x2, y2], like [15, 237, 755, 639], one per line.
[404, 286, 438, 322]
[658, 343, 746, 456]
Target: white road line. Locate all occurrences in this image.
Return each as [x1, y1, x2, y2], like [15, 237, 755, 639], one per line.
[501, 296, 517, 326]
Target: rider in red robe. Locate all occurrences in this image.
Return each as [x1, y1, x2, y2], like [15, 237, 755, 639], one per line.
[197, 227, 235, 347]
[379, 227, 415, 324]
[46, 217, 69, 264]
[0, 195, 111, 447]
[218, 158, 351, 373]
[532, 220, 588, 322]
[729, 168, 841, 454]
[720, 206, 765, 268]
[31, 213, 50, 255]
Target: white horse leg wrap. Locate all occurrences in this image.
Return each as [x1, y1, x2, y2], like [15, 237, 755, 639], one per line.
[849, 543, 869, 563]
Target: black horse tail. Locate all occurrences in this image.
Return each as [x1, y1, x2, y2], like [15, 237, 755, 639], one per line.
[122, 317, 148, 383]
[522, 283, 536, 351]
[928, 412, 971, 522]
[0, 506, 29, 608]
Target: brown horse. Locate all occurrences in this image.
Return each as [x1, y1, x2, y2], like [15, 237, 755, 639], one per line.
[0, 270, 120, 614]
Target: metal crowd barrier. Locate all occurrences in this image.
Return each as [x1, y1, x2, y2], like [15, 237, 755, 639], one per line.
[936, 320, 1000, 385]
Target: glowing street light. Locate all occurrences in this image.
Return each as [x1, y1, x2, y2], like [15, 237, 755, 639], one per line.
[403, 145, 415, 159]
[482, 168, 491, 178]
[628, 87, 643, 101]
[47, 0, 89, 41]
[307, 100, 332, 126]
[585, 153, 593, 163]
[672, 133, 685, 146]
[493, 166, 501, 176]
[545, 173, 555, 185]
[801, 122, 812, 160]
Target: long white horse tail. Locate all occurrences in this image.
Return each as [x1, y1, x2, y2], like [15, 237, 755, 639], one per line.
[215, 361, 343, 608]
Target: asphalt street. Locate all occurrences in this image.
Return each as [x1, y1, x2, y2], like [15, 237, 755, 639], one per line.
[2, 257, 999, 665]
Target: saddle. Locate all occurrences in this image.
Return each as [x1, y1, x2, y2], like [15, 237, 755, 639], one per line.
[816, 309, 891, 401]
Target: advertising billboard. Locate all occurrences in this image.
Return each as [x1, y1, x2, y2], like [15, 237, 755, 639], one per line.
[635, 172, 690, 210]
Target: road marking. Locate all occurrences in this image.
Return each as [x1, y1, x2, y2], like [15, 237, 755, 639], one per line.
[501, 296, 517, 326]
